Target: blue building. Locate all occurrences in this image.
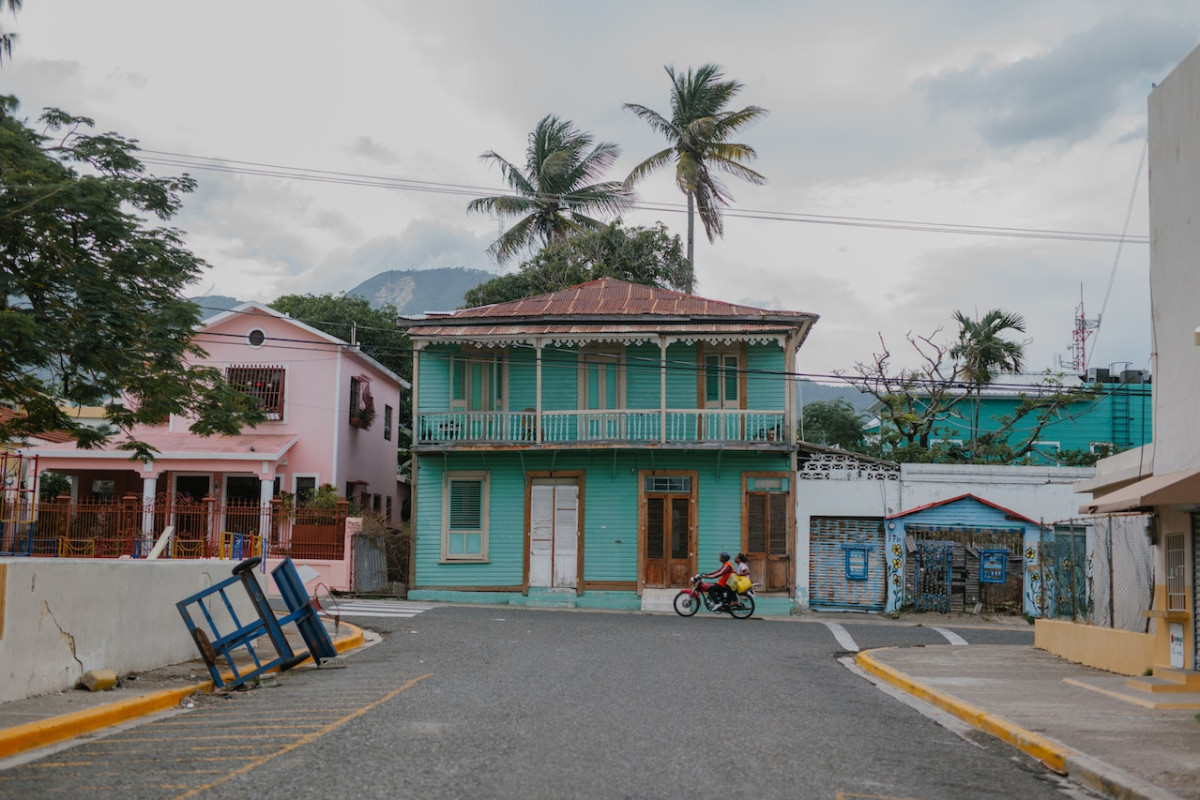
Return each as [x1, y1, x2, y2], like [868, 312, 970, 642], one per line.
[400, 279, 816, 612]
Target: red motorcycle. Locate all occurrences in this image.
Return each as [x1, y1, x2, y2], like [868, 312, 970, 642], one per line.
[673, 574, 755, 619]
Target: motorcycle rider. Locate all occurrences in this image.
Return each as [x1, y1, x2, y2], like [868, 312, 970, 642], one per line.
[701, 551, 736, 610]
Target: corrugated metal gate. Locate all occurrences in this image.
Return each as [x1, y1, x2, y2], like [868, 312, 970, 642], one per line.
[809, 517, 886, 611]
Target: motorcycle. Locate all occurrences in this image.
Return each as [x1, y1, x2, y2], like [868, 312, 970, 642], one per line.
[673, 574, 755, 619]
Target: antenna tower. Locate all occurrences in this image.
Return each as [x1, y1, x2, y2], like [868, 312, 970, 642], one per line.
[1068, 288, 1099, 373]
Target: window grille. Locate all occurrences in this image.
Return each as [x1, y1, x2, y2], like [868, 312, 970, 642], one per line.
[1168, 532, 1186, 611]
[226, 365, 285, 419]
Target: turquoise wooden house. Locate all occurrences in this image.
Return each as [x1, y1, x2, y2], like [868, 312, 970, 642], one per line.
[871, 370, 1152, 464]
[884, 494, 1045, 616]
[400, 278, 817, 612]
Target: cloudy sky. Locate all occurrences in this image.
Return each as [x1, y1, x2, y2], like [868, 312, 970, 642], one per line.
[5, 1, 1197, 378]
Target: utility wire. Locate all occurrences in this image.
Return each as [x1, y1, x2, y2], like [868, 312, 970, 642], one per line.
[141, 149, 1149, 246]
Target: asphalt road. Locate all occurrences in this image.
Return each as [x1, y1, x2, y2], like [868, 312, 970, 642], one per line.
[0, 606, 1095, 800]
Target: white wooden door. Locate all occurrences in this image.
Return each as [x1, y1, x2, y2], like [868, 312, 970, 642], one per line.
[529, 478, 579, 588]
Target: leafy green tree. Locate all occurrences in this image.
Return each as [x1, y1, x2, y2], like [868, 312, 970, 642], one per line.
[624, 64, 767, 267]
[950, 309, 1027, 456]
[463, 221, 693, 306]
[0, 96, 266, 457]
[467, 115, 633, 263]
[0, 0, 20, 66]
[799, 398, 867, 452]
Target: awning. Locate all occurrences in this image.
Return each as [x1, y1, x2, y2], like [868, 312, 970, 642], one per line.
[1080, 466, 1200, 514]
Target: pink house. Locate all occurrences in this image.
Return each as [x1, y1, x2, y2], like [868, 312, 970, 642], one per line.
[21, 303, 407, 590]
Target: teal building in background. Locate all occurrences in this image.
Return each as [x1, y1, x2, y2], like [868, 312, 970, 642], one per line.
[871, 367, 1152, 464]
[400, 278, 817, 613]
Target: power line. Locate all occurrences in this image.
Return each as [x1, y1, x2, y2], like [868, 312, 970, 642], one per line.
[141, 149, 1149, 246]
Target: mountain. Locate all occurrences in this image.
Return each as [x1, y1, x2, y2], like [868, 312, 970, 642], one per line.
[347, 267, 496, 315]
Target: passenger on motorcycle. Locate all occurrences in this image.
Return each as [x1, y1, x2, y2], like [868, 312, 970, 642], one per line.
[701, 551, 736, 610]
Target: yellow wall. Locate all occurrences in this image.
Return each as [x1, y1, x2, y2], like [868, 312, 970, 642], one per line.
[1034, 618, 1156, 676]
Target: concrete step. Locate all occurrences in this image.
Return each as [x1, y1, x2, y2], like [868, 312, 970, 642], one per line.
[1125, 666, 1200, 693]
[641, 588, 679, 613]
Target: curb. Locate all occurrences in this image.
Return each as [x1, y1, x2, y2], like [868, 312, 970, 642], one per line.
[856, 648, 1184, 800]
[0, 621, 365, 761]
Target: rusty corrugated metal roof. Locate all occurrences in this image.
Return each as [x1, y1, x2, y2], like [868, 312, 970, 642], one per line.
[403, 278, 817, 335]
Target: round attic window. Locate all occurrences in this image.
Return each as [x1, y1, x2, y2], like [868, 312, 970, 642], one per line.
[248, 328, 266, 347]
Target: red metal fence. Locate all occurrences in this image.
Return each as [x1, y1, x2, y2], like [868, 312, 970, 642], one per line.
[0, 494, 350, 561]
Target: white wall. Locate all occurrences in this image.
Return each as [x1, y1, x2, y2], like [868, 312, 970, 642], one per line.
[1149, 43, 1200, 475]
[0, 558, 264, 703]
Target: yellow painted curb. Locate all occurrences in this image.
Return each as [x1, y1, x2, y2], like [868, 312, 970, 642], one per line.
[856, 648, 1074, 774]
[0, 620, 366, 761]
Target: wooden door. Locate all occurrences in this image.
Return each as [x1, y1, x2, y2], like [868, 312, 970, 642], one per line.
[528, 478, 579, 589]
[643, 494, 693, 588]
[746, 491, 791, 593]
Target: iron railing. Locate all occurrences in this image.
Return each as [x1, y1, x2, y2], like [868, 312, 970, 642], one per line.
[0, 494, 350, 561]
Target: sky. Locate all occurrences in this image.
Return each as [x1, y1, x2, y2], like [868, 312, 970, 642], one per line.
[4, 1, 1197, 379]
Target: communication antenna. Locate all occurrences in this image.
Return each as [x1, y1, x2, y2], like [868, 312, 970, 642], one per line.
[1064, 287, 1099, 373]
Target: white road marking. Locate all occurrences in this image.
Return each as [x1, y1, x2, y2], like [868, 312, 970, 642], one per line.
[328, 600, 437, 619]
[823, 621, 860, 652]
[931, 626, 969, 646]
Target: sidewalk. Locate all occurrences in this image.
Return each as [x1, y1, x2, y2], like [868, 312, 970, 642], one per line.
[0, 617, 364, 762]
[860, 644, 1200, 800]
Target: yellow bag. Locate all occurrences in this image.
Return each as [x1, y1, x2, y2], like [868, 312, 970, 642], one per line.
[730, 574, 751, 594]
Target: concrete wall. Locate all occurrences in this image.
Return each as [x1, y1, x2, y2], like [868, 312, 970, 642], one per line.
[0, 558, 262, 703]
[1035, 618, 1155, 676]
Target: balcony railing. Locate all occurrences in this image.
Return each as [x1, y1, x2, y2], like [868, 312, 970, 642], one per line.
[415, 409, 787, 446]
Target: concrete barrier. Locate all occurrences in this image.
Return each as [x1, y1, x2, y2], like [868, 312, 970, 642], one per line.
[1034, 618, 1156, 676]
[0, 558, 266, 703]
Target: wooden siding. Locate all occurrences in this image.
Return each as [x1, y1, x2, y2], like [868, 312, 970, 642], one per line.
[416, 344, 455, 413]
[541, 349, 578, 411]
[746, 343, 786, 411]
[413, 449, 790, 589]
[508, 353, 538, 411]
[810, 517, 887, 610]
[664, 343, 698, 407]
[625, 343, 662, 410]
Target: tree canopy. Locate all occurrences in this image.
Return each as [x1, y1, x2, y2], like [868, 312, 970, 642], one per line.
[0, 96, 266, 456]
[800, 398, 867, 452]
[624, 64, 767, 266]
[463, 221, 694, 307]
[268, 293, 413, 451]
[467, 115, 633, 263]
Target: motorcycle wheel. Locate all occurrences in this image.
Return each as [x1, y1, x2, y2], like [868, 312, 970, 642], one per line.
[728, 593, 755, 619]
[673, 591, 700, 617]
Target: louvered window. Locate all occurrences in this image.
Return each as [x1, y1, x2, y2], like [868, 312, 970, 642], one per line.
[747, 492, 789, 556]
[226, 365, 285, 420]
[443, 472, 489, 561]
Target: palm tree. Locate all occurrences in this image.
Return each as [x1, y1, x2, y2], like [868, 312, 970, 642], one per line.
[467, 115, 633, 263]
[623, 63, 768, 268]
[950, 309, 1027, 459]
[0, 0, 22, 66]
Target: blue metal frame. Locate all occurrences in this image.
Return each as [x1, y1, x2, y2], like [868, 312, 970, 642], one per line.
[843, 545, 872, 581]
[176, 557, 334, 690]
[979, 548, 1009, 584]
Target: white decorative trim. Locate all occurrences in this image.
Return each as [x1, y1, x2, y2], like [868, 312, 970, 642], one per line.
[798, 451, 899, 481]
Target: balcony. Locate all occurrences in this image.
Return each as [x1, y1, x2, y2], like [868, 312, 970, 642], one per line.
[414, 409, 788, 449]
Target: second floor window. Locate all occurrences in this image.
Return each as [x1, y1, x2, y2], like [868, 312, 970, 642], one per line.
[702, 347, 741, 409]
[384, 404, 393, 440]
[226, 365, 285, 420]
[451, 354, 503, 411]
[578, 348, 624, 411]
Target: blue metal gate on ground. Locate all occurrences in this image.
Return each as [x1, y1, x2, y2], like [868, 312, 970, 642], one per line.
[809, 517, 886, 611]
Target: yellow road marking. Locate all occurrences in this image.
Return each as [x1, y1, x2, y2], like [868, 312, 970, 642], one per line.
[172, 673, 432, 800]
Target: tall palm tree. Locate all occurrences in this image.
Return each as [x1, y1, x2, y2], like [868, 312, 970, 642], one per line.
[623, 63, 768, 268]
[950, 309, 1027, 459]
[0, 0, 22, 66]
[467, 114, 633, 263]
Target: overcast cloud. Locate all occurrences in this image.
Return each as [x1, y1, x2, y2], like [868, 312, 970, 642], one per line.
[5, 0, 1197, 378]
